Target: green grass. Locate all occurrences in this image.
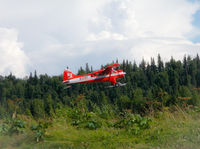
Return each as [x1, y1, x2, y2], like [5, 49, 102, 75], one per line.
[1, 107, 200, 149]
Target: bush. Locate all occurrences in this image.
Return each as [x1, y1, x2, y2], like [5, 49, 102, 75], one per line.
[0, 123, 9, 135]
[0, 119, 26, 135]
[30, 122, 51, 142]
[68, 107, 102, 130]
[9, 119, 26, 134]
[97, 104, 117, 119]
[114, 112, 151, 135]
[85, 119, 102, 130]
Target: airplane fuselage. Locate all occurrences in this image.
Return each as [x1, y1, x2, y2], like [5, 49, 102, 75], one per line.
[63, 69, 125, 85]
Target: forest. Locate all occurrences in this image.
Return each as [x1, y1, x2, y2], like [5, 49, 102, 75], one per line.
[0, 54, 200, 117]
[0, 54, 200, 148]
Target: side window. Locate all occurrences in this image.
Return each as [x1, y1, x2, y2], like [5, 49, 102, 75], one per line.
[91, 74, 95, 77]
[103, 72, 108, 75]
[97, 73, 102, 76]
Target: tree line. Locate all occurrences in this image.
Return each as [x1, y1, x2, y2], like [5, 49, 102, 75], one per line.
[0, 54, 200, 118]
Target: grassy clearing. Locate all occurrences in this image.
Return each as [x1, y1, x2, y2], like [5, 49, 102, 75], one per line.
[0, 107, 200, 149]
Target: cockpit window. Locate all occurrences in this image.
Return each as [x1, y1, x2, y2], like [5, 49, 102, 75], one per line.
[91, 74, 95, 77]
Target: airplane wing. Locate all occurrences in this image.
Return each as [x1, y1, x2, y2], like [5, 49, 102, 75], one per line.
[103, 63, 120, 74]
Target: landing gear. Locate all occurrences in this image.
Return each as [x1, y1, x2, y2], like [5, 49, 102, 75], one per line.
[105, 82, 126, 88]
[64, 85, 71, 89]
[116, 82, 126, 87]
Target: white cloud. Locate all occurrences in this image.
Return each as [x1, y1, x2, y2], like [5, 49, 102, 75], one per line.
[130, 38, 200, 62]
[113, 0, 200, 39]
[124, 0, 200, 61]
[86, 0, 200, 62]
[87, 31, 127, 41]
[0, 0, 199, 75]
[0, 28, 29, 77]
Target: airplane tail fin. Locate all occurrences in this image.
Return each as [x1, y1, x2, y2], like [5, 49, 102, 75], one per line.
[63, 69, 76, 81]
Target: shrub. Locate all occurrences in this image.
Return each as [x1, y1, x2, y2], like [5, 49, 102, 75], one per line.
[30, 122, 51, 142]
[113, 112, 151, 135]
[85, 119, 102, 130]
[0, 123, 9, 135]
[0, 119, 26, 135]
[68, 107, 102, 130]
[9, 119, 26, 134]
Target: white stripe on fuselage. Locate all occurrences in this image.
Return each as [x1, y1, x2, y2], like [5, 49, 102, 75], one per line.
[63, 72, 125, 84]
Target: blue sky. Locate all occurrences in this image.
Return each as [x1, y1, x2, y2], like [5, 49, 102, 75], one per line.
[192, 9, 200, 43]
[0, 0, 199, 77]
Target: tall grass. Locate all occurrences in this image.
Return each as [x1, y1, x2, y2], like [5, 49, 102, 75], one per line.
[0, 105, 200, 149]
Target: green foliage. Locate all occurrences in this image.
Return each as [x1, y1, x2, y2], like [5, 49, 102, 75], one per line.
[98, 104, 117, 119]
[30, 122, 51, 142]
[85, 119, 102, 130]
[0, 55, 199, 148]
[0, 123, 9, 135]
[0, 105, 7, 119]
[0, 119, 26, 135]
[60, 96, 103, 130]
[32, 99, 45, 118]
[119, 95, 131, 109]
[69, 108, 102, 130]
[9, 119, 26, 134]
[0, 55, 200, 121]
[190, 90, 200, 106]
[0, 106, 200, 148]
[114, 112, 151, 135]
[132, 88, 146, 113]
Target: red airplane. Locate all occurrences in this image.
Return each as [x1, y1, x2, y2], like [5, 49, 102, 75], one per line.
[63, 63, 126, 88]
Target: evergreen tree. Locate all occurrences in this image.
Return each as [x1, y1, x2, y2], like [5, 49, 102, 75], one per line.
[157, 54, 164, 72]
[85, 63, 90, 73]
[0, 55, 199, 117]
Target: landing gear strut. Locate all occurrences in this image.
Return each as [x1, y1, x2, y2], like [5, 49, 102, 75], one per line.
[106, 82, 126, 88]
